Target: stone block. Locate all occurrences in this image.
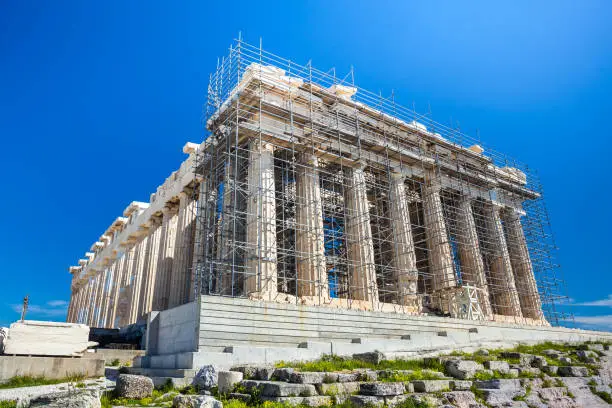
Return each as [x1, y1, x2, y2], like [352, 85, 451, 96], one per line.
[442, 391, 480, 408]
[359, 382, 405, 396]
[260, 396, 332, 406]
[412, 379, 451, 393]
[558, 356, 572, 365]
[450, 380, 472, 391]
[228, 393, 251, 403]
[3, 321, 94, 357]
[349, 395, 385, 407]
[542, 365, 558, 375]
[273, 367, 294, 381]
[27, 389, 101, 408]
[289, 371, 329, 384]
[474, 379, 522, 392]
[587, 343, 604, 352]
[576, 350, 597, 362]
[231, 365, 257, 379]
[542, 349, 562, 358]
[336, 372, 360, 382]
[517, 367, 540, 376]
[537, 387, 566, 401]
[218, 371, 244, 394]
[445, 359, 484, 379]
[173, 395, 223, 408]
[254, 366, 276, 380]
[115, 374, 154, 399]
[558, 366, 588, 377]
[260, 381, 317, 397]
[353, 351, 385, 365]
[484, 361, 510, 373]
[317, 382, 360, 396]
[531, 356, 548, 368]
[356, 369, 378, 381]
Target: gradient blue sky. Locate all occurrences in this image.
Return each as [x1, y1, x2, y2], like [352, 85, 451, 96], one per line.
[1, 1, 610, 330]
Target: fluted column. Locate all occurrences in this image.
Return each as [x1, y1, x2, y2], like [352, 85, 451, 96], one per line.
[139, 216, 162, 317]
[388, 172, 419, 306]
[296, 153, 328, 299]
[422, 172, 456, 294]
[97, 269, 108, 327]
[129, 234, 149, 323]
[457, 196, 493, 317]
[169, 191, 197, 308]
[344, 164, 378, 304]
[190, 179, 209, 301]
[486, 203, 523, 317]
[245, 140, 278, 300]
[216, 161, 236, 295]
[503, 209, 543, 320]
[100, 264, 114, 328]
[153, 205, 178, 310]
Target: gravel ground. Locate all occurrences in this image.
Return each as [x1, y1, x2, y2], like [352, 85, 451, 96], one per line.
[0, 377, 112, 402]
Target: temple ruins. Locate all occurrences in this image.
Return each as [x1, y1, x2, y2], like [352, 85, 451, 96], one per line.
[66, 40, 570, 342]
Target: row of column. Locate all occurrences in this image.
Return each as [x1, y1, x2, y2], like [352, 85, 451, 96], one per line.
[68, 189, 199, 328]
[242, 140, 542, 319]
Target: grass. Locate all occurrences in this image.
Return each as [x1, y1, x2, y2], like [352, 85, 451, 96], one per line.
[0, 374, 86, 390]
[109, 358, 121, 367]
[276, 354, 445, 374]
[0, 401, 17, 408]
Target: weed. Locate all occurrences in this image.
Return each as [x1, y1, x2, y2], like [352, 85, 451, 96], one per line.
[0, 374, 85, 390]
[109, 359, 121, 367]
[0, 401, 17, 408]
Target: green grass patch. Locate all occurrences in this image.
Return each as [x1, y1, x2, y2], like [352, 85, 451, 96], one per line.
[0, 401, 18, 408]
[0, 374, 85, 390]
[109, 358, 121, 367]
[276, 354, 445, 374]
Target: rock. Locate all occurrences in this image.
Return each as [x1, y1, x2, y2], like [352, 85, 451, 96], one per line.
[587, 343, 605, 352]
[115, 374, 154, 399]
[384, 395, 413, 408]
[254, 366, 276, 381]
[524, 394, 547, 408]
[543, 349, 562, 358]
[273, 367, 294, 381]
[484, 360, 510, 373]
[27, 389, 101, 408]
[353, 351, 385, 365]
[559, 356, 572, 365]
[218, 371, 244, 394]
[445, 359, 484, 379]
[576, 350, 597, 362]
[412, 379, 451, 393]
[450, 380, 472, 391]
[517, 367, 541, 376]
[359, 382, 405, 396]
[173, 395, 223, 408]
[231, 365, 257, 379]
[474, 378, 522, 392]
[558, 366, 588, 377]
[0, 327, 7, 354]
[349, 395, 385, 407]
[531, 356, 548, 368]
[537, 387, 567, 401]
[260, 381, 317, 397]
[356, 369, 378, 381]
[442, 391, 482, 408]
[500, 351, 522, 360]
[289, 372, 329, 384]
[195, 365, 218, 390]
[475, 349, 490, 356]
[317, 382, 360, 396]
[336, 372, 360, 382]
[404, 382, 414, 393]
[543, 365, 559, 375]
[228, 393, 251, 402]
[260, 396, 332, 406]
[520, 354, 536, 366]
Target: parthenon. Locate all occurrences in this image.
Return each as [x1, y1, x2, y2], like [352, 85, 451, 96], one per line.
[67, 40, 564, 331]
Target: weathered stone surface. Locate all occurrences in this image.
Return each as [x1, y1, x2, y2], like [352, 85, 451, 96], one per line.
[474, 378, 522, 392]
[231, 365, 257, 379]
[576, 350, 597, 362]
[450, 380, 472, 391]
[260, 381, 317, 397]
[537, 386, 567, 401]
[173, 395, 223, 408]
[445, 359, 484, 379]
[412, 379, 451, 392]
[500, 351, 521, 360]
[356, 369, 378, 381]
[559, 356, 572, 365]
[517, 366, 540, 376]
[359, 382, 405, 396]
[254, 366, 276, 381]
[442, 391, 483, 408]
[531, 356, 548, 368]
[587, 344, 605, 352]
[273, 367, 294, 382]
[484, 360, 510, 373]
[336, 372, 360, 383]
[353, 351, 385, 365]
[218, 371, 244, 394]
[115, 374, 153, 399]
[475, 349, 490, 357]
[403, 382, 414, 393]
[558, 366, 588, 377]
[317, 382, 360, 396]
[0, 328, 7, 354]
[289, 371, 328, 384]
[543, 365, 559, 375]
[228, 393, 251, 402]
[195, 365, 218, 390]
[261, 396, 332, 406]
[28, 389, 101, 408]
[543, 349, 562, 358]
[349, 395, 384, 407]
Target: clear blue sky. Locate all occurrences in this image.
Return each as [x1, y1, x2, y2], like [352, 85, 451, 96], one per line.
[1, 1, 610, 330]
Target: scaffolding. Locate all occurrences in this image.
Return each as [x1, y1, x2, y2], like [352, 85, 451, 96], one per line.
[191, 38, 572, 327]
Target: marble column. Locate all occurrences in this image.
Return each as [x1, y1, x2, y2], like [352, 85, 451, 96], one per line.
[153, 205, 178, 310]
[169, 190, 197, 308]
[422, 172, 456, 293]
[296, 153, 328, 299]
[100, 264, 114, 328]
[503, 209, 543, 320]
[138, 216, 162, 317]
[245, 140, 278, 300]
[388, 172, 419, 306]
[190, 179, 210, 301]
[129, 234, 149, 323]
[486, 203, 523, 317]
[109, 254, 127, 327]
[216, 161, 236, 295]
[456, 196, 493, 317]
[344, 164, 378, 304]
